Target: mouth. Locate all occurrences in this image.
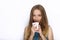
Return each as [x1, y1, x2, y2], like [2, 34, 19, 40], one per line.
[33, 20, 39, 22]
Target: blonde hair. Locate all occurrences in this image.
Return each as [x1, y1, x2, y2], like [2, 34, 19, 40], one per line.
[24, 4, 49, 40]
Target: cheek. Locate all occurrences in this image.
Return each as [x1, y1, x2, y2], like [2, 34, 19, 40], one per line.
[38, 17, 42, 20]
[33, 17, 35, 20]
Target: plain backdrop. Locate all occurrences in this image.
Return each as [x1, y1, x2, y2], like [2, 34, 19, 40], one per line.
[0, 0, 60, 40]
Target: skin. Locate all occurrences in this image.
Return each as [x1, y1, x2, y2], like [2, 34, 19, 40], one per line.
[28, 9, 54, 40]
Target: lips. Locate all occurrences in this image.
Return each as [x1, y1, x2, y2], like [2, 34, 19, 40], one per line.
[33, 20, 39, 22]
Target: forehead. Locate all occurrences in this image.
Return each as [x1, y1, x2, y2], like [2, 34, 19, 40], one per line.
[33, 9, 41, 15]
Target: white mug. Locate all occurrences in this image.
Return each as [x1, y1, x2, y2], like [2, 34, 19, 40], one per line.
[32, 22, 39, 30]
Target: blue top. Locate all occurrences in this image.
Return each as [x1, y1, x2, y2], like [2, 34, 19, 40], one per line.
[33, 32, 48, 40]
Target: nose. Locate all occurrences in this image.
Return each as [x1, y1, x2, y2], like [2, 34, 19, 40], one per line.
[34, 16, 39, 22]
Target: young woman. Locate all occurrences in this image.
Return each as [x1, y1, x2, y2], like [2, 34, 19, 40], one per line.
[24, 4, 54, 40]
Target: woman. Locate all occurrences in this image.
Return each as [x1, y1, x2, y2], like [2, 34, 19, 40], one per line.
[24, 4, 54, 40]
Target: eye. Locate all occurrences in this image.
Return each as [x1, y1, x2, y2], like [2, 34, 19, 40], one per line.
[33, 15, 36, 16]
[38, 15, 42, 16]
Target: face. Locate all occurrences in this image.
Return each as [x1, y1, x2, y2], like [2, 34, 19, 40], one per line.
[33, 9, 42, 22]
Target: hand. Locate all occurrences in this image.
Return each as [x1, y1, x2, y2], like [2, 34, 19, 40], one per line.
[37, 25, 43, 36]
[31, 25, 43, 37]
[37, 25, 47, 40]
[31, 26, 38, 36]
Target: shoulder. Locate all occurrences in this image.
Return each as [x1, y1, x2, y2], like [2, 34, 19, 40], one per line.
[48, 25, 53, 33]
[24, 26, 29, 40]
[24, 26, 29, 32]
[48, 25, 54, 40]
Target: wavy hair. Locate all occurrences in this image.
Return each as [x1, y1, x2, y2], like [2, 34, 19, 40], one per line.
[24, 4, 49, 40]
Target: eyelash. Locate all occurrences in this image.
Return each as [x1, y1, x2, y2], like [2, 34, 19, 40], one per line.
[33, 15, 35, 16]
[38, 15, 42, 16]
[33, 15, 42, 16]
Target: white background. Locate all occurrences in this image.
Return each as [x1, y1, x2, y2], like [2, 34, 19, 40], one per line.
[0, 0, 60, 40]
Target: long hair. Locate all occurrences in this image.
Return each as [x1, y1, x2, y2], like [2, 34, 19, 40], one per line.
[24, 4, 49, 40]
